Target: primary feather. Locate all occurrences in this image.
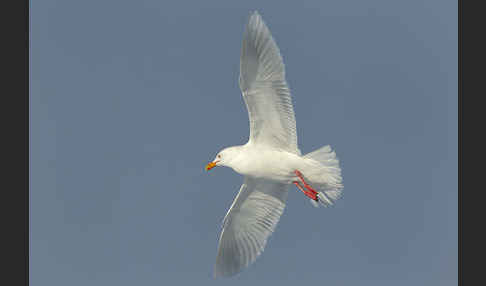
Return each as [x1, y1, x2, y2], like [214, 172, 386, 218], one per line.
[215, 178, 288, 277]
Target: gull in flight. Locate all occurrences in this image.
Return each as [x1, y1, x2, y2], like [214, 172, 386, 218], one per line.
[205, 11, 343, 278]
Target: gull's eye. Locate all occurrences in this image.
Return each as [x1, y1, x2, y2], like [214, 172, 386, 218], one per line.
[217, 154, 221, 159]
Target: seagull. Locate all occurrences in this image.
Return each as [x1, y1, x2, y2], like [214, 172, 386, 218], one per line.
[205, 11, 343, 278]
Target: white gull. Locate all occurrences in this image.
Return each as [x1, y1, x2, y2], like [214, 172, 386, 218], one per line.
[205, 11, 343, 278]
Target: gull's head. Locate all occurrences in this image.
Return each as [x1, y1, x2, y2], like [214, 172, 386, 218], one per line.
[205, 146, 242, 171]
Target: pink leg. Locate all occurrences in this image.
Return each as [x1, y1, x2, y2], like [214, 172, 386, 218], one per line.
[294, 170, 311, 188]
[294, 170, 318, 199]
[293, 181, 307, 195]
[293, 181, 317, 201]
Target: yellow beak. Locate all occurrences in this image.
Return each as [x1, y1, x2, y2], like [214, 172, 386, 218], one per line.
[205, 161, 218, 171]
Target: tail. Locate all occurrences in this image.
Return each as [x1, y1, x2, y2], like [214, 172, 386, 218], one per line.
[303, 145, 343, 207]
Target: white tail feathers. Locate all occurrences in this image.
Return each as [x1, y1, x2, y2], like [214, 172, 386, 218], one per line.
[310, 191, 339, 208]
[303, 145, 343, 207]
[303, 145, 338, 165]
[324, 189, 342, 201]
[310, 199, 319, 208]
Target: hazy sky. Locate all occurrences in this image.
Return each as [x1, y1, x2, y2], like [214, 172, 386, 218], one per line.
[30, 0, 457, 285]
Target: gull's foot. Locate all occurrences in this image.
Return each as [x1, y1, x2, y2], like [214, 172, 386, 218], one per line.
[294, 170, 314, 189]
[294, 170, 318, 194]
[293, 170, 326, 208]
[292, 180, 318, 201]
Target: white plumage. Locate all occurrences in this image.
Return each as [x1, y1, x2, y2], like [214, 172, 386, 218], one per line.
[206, 11, 343, 278]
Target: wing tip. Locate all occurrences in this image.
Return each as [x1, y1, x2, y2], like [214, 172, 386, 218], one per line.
[213, 267, 223, 278]
[248, 10, 262, 26]
[213, 265, 240, 279]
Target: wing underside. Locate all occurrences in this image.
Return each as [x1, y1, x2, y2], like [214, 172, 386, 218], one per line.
[214, 177, 289, 277]
[239, 11, 300, 155]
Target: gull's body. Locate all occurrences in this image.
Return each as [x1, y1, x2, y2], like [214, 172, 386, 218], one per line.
[206, 11, 343, 278]
[222, 146, 301, 181]
[221, 145, 340, 187]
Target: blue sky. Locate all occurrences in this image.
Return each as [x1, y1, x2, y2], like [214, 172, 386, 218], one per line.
[30, 0, 457, 285]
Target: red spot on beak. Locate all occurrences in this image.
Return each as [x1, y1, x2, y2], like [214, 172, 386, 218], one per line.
[205, 161, 218, 171]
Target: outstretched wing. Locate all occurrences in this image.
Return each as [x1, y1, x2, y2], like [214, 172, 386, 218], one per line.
[214, 177, 289, 277]
[239, 11, 300, 155]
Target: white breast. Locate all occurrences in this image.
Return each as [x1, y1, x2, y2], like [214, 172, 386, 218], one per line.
[231, 146, 302, 183]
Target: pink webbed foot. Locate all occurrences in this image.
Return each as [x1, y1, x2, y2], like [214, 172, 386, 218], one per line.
[293, 181, 318, 201]
[293, 170, 318, 201]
